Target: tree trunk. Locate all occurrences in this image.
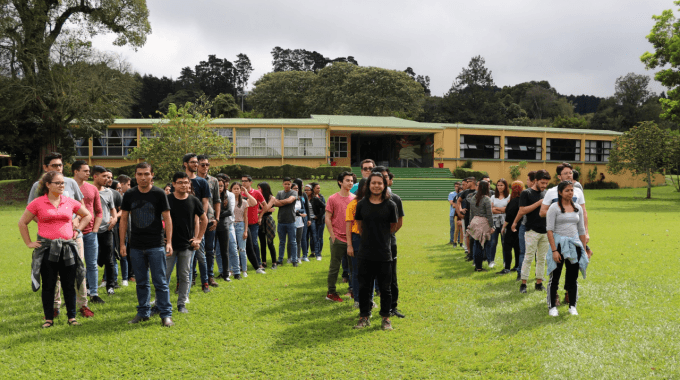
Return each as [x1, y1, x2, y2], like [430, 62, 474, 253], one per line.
[646, 167, 652, 199]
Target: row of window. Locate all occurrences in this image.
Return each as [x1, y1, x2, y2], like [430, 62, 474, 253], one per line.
[77, 128, 329, 158]
[460, 135, 610, 162]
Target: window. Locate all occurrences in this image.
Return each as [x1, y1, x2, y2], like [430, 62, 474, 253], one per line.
[505, 137, 542, 160]
[235, 128, 281, 157]
[214, 128, 234, 144]
[460, 135, 500, 159]
[284, 129, 326, 157]
[93, 128, 138, 156]
[74, 138, 88, 157]
[141, 128, 159, 139]
[585, 140, 611, 162]
[330, 136, 348, 158]
[546, 139, 580, 161]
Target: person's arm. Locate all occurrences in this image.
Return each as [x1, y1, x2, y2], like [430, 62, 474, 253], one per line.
[484, 198, 494, 229]
[356, 220, 362, 236]
[201, 197, 210, 219]
[325, 210, 335, 242]
[581, 203, 589, 243]
[194, 215, 200, 238]
[18, 210, 41, 249]
[521, 199, 543, 215]
[119, 210, 129, 257]
[92, 190, 104, 232]
[243, 191, 258, 207]
[106, 208, 117, 231]
[162, 210, 173, 257]
[456, 196, 465, 219]
[539, 203, 550, 218]
[547, 230, 560, 263]
[75, 204, 92, 233]
[211, 201, 221, 231]
[345, 221, 354, 257]
[243, 210, 249, 240]
[194, 213, 208, 247]
[390, 222, 398, 234]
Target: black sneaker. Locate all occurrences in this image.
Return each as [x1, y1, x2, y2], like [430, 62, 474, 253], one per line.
[496, 269, 511, 275]
[90, 295, 106, 304]
[516, 272, 521, 281]
[128, 315, 149, 324]
[178, 306, 189, 314]
[150, 306, 160, 316]
[113, 282, 120, 289]
[233, 274, 242, 280]
[535, 283, 545, 291]
[519, 284, 527, 293]
[293, 262, 299, 267]
[390, 309, 406, 318]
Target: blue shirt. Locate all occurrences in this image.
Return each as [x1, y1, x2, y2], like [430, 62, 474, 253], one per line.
[448, 191, 457, 217]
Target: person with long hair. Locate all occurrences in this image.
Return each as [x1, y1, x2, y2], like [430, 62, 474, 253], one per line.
[466, 181, 494, 271]
[20, 171, 92, 328]
[546, 181, 593, 316]
[499, 181, 524, 274]
[304, 184, 317, 258]
[215, 175, 235, 281]
[231, 182, 257, 279]
[346, 179, 367, 306]
[257, 182, 278, 268]
[489, 178, 509, 268]
[309, 182, 326, 260]
[293, 178, 313, 262]
[292, 182, 307, 264]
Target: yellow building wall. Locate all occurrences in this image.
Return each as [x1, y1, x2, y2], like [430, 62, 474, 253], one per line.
[330, 132, 352, 167]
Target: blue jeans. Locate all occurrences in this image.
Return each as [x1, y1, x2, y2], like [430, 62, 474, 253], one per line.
[277, 222, 297, 263]
[82, 232, 99, 296]
[233, 222, 247, 273]
[120, 255, 128, 280]
[129, 247, 172, 318]
[301, 216, 309, 258]
[517, 224, 527, 273]
[204, 229, 216, 277]
[473, 239, 491, 270]
[190, 240, 208, 287]
[488, 226, 504, 263]
[314, 223, 324, 257]
[248, 224, 261, 267]
[449, 215, 456, 243]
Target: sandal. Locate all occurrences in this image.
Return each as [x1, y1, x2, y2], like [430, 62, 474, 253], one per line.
[42, 320, 54, 329]
[68, 319, 80, 326]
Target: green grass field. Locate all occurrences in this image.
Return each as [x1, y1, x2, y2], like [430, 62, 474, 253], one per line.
[0, 182, 679, 379]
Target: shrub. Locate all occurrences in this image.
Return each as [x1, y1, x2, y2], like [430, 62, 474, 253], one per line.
[509, 161, 527, 181]
[215, 164, 351, 180]
[110, 164, 137, 178]
[453, 167, 488, 181]
[0, 166, 22, 180]
[461, 159, 473, 169]
[583, 181, 620, 190]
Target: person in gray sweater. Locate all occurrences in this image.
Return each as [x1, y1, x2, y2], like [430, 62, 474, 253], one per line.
[466, 181, 494, 271]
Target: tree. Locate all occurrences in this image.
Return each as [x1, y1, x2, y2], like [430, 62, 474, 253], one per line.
[211, 93, 240, 118]
[194, 55, 236, 98]
[270, 46, 357, 72]
[552, 115, 589, 129]
[443, 56, 501, 124]
[607, 121, 672, 198]
[0, 0, 150, 174]
[404, 67, 431, 96]
[615, 73, 653, 107]
[248, 71, 317, 118]
[641, 2, 680, 122]
[127, 97, 233, 181]
[234, 53, 253, 94]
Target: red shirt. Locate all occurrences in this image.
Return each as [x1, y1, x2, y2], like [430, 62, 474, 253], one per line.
[79, 182, 103, 234]
[326, 192, 356, 243]
[27, 195, 82, 240]
[246, 188, 265, 225]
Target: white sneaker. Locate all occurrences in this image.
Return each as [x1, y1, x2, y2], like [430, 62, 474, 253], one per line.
[316, 256, 322, 261]
[303, 257, 310, 262]
[287, 258, 292, 264]
[256, 268, 266, 274]
[549, 307, 559, 317]
[98, 281, 107, 289]
[122, 280, 129, 287]
[568, 306, 578, 316]
[185, 297, 190, 304]
[488, 261, 495, 268]
[353, 301, 360, 309]
[107, 288, 115, 295]
[243, 272, 248, 278]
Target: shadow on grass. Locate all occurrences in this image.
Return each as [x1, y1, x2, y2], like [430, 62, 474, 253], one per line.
[426, 248, 482, 280]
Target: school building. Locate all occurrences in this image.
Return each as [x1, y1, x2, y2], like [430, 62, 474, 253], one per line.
[76, 114, 663, 188]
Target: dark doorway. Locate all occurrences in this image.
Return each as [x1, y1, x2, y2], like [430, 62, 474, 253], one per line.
[350, 133, 434, 167]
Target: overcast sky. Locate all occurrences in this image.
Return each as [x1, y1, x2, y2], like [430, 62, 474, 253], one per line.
[92, 0, 671, 98]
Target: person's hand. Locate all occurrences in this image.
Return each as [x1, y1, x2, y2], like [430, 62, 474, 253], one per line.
[165, 243, 173, 257]
[120, 245, 127, 257]
[457, 220, 462, 227]
[26, 241, 42, 249]
[552, 251, 561, 263]
[307, 220, 312, 227]
[511, 222, 517, 233]
[586, 248, 593, 259]
[190, 239, 200, 250]
[501, 226, 506, 235]
[243, 231, 248, 240]
[347, 245, 354, 257]
[208, 220, 217, 231]
[585, 233, 590, 244]
[107, 216, 117, 231]
[461, 209, 467, 214]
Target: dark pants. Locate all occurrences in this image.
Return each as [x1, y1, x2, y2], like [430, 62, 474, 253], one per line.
[97, 230, 116, 291]
[358, 258, 392, 318]
[548, 246, 581, 308]
[473, 239, 490, 270]
[41, 251, 77, 320]
[258, 221, 277, 264]
[503, 229, 521, 270]
[245, 226, 261, 270]
[390, 244, 399, 310]
[342, 256, 349, 280]
[216, 228, 230, 275]
[204, 229, 216, 277]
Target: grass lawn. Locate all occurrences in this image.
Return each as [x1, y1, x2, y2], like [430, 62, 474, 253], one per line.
[0, 182, 679, 379]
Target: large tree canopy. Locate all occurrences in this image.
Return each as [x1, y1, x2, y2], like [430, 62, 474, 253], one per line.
[0, 0, 151, 174]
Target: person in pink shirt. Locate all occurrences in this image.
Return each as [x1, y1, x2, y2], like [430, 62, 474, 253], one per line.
[324, 171, 355, 302]
[19, 171, 92, 328]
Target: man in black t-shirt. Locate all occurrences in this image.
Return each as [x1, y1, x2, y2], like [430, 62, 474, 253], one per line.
[518, 169, 551, 294]
[120, 162, 174, 327]
[166, 172, 208, 313]
[354, 172, 398, 331]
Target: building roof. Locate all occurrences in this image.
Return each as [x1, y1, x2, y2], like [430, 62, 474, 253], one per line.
[109, 115, 622, 135]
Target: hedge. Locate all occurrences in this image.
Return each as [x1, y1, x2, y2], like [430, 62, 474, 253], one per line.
[0, 166, 22, 180]
[453, 167, 488, 181]
[583, 181, 620, 190]
[216, 164, 352, 180]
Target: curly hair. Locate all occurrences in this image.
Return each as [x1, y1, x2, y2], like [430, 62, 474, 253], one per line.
[510, 181, 524, 199]
[38, 171, 63, 197]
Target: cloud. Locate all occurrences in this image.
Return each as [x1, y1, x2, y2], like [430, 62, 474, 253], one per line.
[91, 0, 670, 98]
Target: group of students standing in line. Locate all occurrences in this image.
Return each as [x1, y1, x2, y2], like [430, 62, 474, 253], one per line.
[19, 151, 405, 330]
[448, 163, 594, 317]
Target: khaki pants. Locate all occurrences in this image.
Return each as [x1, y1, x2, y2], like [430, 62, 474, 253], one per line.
[521, 230, 549, 281]
[54, 236, 88, 309]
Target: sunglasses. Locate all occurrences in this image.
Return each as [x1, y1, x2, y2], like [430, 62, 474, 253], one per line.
[50, 181, 65, 186]
[361, 167, 373, 171]
[199, 163, 210, 167]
